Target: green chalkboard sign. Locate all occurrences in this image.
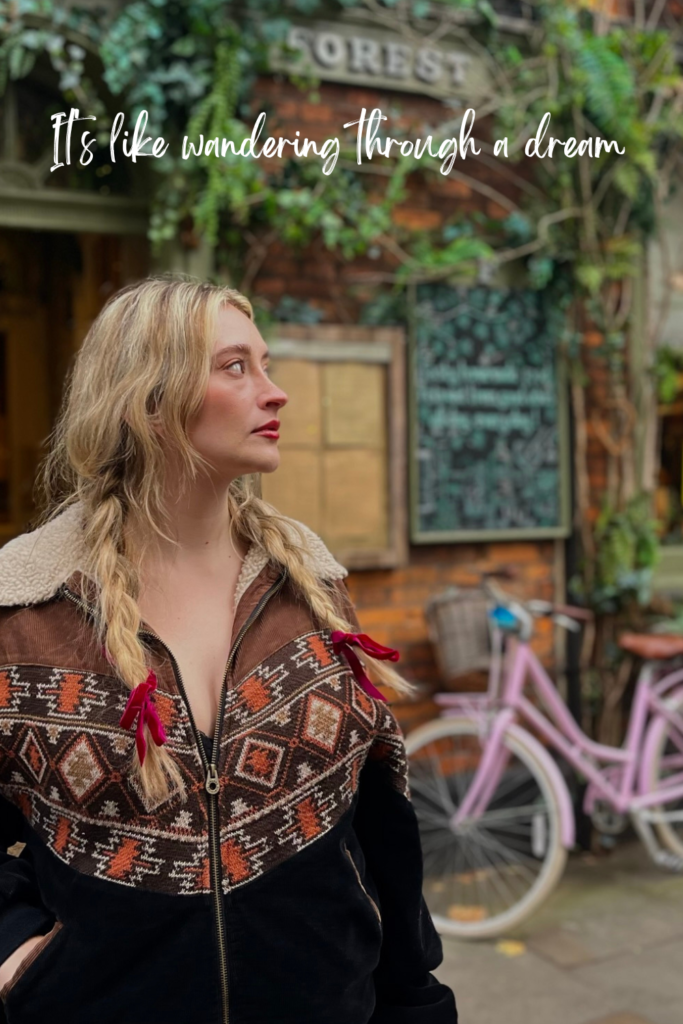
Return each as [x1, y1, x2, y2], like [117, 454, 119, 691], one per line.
[409, 284, 570, 542]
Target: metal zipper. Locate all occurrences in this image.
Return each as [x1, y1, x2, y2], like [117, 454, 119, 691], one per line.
[343, 840, 382, 928]
[190, 567, 288, 1024]
[60, 567, 288, 1024]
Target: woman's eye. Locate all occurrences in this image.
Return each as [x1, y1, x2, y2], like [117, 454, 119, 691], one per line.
[224, 359, 246, 374]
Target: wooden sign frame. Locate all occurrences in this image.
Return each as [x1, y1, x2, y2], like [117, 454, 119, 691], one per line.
[266, 324, 408, 569]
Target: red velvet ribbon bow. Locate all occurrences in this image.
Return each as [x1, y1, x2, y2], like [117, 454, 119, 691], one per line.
[119, 671, 167, 766]
[330, 631, 399, 703]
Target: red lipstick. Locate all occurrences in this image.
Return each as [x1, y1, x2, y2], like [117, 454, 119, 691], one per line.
[252, 419, 280, 439]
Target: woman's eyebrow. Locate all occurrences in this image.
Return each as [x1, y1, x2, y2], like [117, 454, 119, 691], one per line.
[214, 343, 270, 362]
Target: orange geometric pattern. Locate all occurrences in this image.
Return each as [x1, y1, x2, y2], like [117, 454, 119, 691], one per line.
[221, 838, 251, 884]
[0, 630, 409, 894]
[93, 834, 164, 886]
[241, 674, 273, 714]
[37, 668, 107, 720]
[151, 690, 178, 732]
[303, 634, 335, 668]
[56, 673, 86, 714]
[53, 815, 73, 857]
[0, 667, 24, 710]
[295, 795, 324, 840]
[19, 729, 48, 783]
[0, 669, 12, 707]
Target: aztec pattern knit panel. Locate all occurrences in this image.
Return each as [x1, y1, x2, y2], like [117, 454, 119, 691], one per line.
[0, 568, 457, 1024]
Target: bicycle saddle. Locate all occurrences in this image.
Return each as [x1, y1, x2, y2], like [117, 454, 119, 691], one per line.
[618, 632, 683, 660]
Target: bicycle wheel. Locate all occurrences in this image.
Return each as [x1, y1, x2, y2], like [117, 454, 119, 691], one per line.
[643, 689, 683, 858]
[405, 716, 567, 939]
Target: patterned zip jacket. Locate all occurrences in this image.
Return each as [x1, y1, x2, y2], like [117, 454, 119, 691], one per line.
[0, 504, 457, 1024]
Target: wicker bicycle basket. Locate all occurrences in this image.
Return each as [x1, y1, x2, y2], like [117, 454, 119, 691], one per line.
[424, 586, 492, 682]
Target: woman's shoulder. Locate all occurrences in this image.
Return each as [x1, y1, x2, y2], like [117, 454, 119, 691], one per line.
[0, 505, 351, 614]
[247, 508, 348, 584]
[0, 503, 84, 610]
[279, 515, 348, 583]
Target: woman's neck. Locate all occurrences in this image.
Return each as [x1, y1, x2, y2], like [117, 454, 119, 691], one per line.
[124, 476, 248, 574]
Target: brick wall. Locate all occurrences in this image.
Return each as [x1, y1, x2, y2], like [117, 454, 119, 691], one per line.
[248, 76, 525, 323]
[247, 74, 562, 732]
[346, 542, 557, 730]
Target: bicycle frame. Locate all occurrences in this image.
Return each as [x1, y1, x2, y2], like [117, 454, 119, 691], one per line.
[439, 633, 683, 836]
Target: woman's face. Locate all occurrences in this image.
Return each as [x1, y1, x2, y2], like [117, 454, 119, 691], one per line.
[186, 304, 288, 481]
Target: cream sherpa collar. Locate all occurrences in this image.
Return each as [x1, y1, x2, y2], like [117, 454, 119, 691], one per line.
[0, 502, 347, 609]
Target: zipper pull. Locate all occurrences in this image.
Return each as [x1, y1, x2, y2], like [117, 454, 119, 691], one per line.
[205, 763, 220, 795]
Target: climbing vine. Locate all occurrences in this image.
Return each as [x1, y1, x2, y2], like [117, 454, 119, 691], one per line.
[3, 2, 682, 305]
[3, 0, 683, 736]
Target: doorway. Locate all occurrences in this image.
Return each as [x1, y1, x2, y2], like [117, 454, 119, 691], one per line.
[0, 228, 149, 540]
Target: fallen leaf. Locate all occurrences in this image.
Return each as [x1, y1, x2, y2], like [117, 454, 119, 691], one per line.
[447, 904, 487, 922]
[495, 940, 526, 957]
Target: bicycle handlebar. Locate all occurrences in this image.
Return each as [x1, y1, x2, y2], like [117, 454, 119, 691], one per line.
[480, 572, 593, 642]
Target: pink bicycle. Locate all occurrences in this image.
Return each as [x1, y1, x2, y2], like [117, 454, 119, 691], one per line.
[405, 573, 683, 939]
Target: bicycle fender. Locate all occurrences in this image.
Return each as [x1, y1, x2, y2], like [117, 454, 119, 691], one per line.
[506, 722, 576, 849]
[639, 685, 683, 797]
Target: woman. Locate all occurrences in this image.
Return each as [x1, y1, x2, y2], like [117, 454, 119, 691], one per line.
[0, 275, 457, 1024]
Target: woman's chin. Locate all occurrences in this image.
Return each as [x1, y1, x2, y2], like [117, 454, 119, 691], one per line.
[198, 451, 281, 484]
[254, 458, 280, 475]
[239, 451, 281, 476]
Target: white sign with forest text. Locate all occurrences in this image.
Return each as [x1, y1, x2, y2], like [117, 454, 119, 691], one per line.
[268, 20, 490, 100]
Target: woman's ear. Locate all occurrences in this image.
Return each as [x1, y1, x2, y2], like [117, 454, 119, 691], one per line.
[147, 411, 165, 438]
[121, 403, 165, 440]
[124, 388, 166, 435]
[146, 388, 167, 438]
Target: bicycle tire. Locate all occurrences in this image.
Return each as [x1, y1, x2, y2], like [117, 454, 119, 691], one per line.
[405, 715, 567, 939]
[643, 688, 683, 859]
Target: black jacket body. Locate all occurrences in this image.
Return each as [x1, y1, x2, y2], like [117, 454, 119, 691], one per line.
[0, 505, 457, 1023]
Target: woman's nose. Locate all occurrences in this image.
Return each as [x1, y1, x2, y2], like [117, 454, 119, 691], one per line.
[263, 380, 288, 409]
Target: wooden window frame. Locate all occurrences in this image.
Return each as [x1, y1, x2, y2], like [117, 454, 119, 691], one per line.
[267, 324, 408, 570]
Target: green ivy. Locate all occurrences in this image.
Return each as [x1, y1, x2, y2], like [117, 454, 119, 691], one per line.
[654, 346, 683, 404]
[570, 495, 662, 614]
[2, 0, 681, 301]
[2, 0, 683, 618]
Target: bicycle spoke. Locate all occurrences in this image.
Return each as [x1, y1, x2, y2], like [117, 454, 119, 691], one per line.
[415, 814, 453, 831]
[462, 834, 518, 913]
[656, 770, 683, 792]
[485, 770, 532, 804]
[410, 772, 450, 806]
[472, 826, 544, 885]
[663, 728, 683, 759]
[489, 776, 540, 807]
[478, 802, 544, 824]
[456, 823, 490, 917]
[421, 824, 459, 866]
[472, 836, 527, 909]
[411, 760, 459, 813]
[408, 717, 565, 936]
[428, 749, 457, 814]
[450, 767, 475, 804]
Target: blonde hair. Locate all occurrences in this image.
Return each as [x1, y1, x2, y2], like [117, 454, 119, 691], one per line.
[37, 274, 415, 807]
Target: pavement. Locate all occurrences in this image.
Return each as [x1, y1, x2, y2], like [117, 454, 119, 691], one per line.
[433, 839, 683, 1024]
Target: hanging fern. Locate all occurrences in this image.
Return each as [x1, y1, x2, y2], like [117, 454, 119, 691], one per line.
[574, 36, 637, 136]
[1, 0, 682, 301]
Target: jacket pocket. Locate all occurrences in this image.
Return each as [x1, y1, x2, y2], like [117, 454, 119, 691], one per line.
[343, 839, 382, 931]
[0, 920, 64, 1003]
